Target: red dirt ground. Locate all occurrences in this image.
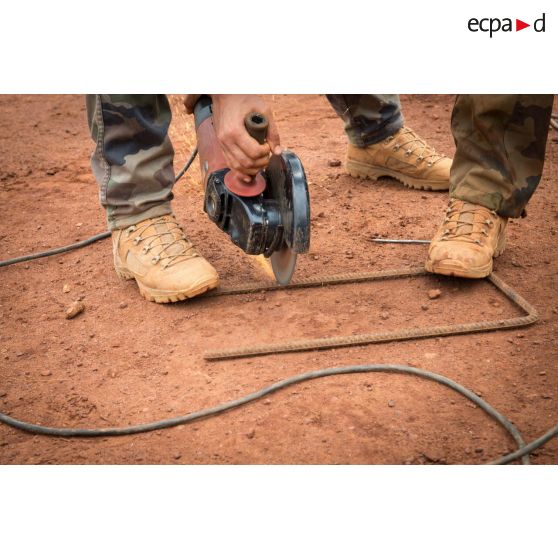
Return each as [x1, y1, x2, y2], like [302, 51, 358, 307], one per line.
[0, 94, 557, 464]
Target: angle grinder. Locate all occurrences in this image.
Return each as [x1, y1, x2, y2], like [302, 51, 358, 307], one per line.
[193, 95, 310, 285]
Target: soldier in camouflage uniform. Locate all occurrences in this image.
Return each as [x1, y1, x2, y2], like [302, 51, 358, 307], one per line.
[86, 94, 274, 303]
[86, 94, 553, 303]
[87, 94, 219, 303]
[425, 94, 553, 278]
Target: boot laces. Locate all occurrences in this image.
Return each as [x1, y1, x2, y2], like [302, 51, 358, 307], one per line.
[387, 127, 445, 166]
[126, 217, 198, 268]
[440, 200, 497, 246]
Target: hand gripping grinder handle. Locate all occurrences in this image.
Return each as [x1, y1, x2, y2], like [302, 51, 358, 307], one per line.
[195, 96, 268, 197]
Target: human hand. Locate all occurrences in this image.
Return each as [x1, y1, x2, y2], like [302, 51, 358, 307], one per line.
[211, 94, 282, 182]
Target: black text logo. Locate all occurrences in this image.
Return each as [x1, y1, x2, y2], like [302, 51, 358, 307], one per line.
[468, 13, 546, 37]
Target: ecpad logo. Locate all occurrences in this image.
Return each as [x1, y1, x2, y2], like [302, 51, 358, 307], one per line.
[468, 13, 546, 37]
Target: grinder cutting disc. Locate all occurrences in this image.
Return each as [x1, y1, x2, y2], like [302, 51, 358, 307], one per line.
[265, 151, 310, 285]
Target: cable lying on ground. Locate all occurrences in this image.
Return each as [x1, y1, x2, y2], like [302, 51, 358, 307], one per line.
[1, 364, 557, 464]
[0, 150, 198, 269]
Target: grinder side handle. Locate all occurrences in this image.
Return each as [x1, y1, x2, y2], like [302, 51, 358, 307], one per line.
[244, 112, 268, 145]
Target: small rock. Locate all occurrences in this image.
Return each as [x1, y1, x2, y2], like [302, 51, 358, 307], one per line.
[40, 370, 52, 377]
[62, 284, 71, 293]
[15, 351, 24, 357]
[317, 212, 326, 218]
[0, 391, 7, 398]
[119, 302, 128, 309]
[173, 452, 182, 460]
[387, 400, 395, 408]
[474, 448, 484, 454]
[245, 428, 256, 439]
[263, 398, 272, 405]
[328, 159, 341, 167]
[428, 289, 442, 300]
[65, 301, 85, 319]
[380, 311, 390, 320]
[539, 371, 547, 376]
[421, 304, 429, 311]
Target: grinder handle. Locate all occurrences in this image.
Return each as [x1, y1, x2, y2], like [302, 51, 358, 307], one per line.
[244, 112, 269, 145]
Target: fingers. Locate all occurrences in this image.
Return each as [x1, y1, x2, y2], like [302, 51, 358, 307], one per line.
[266, 118, 282, 155]
[221, 142, 269, 177]
[218, 128, 271, 176]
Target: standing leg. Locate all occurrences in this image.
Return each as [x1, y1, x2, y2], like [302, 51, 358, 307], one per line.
[327, 94, 452, 191]
[86, 94, 219, 302]
[426, 94, 553, 278]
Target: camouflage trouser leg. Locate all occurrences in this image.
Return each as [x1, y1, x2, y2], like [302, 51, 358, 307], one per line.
[86, 94, 175, 231]
[450, 94, 553, 218]
[326, 94, 404, 146]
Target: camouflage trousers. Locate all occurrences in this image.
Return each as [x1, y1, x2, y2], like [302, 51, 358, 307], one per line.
[326, 94, 404, 146]
[87, 94, 553, 229]
[449, 94, 553, 218]
[86, 94, 175, 230]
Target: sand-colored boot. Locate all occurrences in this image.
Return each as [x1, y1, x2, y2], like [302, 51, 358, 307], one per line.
[112, 214, 219, 303]
[346, 126, 452, 191]
[425, 199, 508, 279]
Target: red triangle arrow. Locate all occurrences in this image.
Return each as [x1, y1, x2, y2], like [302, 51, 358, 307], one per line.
[516, 19, 530, 31]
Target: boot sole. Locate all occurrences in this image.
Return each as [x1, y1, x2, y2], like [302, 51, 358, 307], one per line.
[424, 235, 506, 279]
[346, 160, 449, 191]
[115, 266, 219, 303]
[424, 258, 493, 279]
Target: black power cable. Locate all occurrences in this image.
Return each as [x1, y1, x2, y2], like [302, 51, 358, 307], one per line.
[0, 150, 198, 269]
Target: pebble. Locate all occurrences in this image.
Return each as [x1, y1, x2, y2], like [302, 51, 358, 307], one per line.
[16, 351, 24, 357]
[387, 400, 395, 408]
[421, 304, 429, 311]
[263, 398, 272, 405]
[474, 448, 484, 454]
[119, 302, 128, 309]
[40, 370, 52, 377]
[62, 284, 71, 293]
[173, 452, 182, 460]
[539, 371, 547, 376]
[65, 301, 85, 319]
[0, 391, 7, 398]
[318, 212, 326, 218]
[428, 289, 442, 300]
[245, 429, 256, 439]
[328, 159, 342, 167]
[380, 311, 390, 320]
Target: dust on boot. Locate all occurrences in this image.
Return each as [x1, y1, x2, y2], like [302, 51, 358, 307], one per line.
[425, 199, 508, 279]
[346, 127, 452, 191]
[113, 214, 219, 303]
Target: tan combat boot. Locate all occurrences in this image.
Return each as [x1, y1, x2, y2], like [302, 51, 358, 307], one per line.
[112, 214, 219, 303]
[346, 126, 452, 191]
[425, 199, 508, 279]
